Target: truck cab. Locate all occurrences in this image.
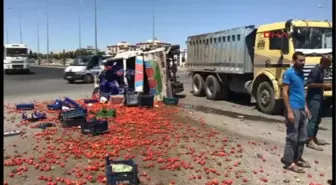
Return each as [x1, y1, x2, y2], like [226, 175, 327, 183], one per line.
[64, 55, 112, 83]
[3, 44, 30, 74]
[252, 20, 332, 113]
[186, 19, 332, 115]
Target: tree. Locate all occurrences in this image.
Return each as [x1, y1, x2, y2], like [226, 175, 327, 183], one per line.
[97, 50, 106, 56]
[29, 50, 33, 58]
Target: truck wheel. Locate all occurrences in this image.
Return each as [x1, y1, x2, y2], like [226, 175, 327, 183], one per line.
[205, 75, 221, 100]
[84, 74, 94, 83]
[192, 74, 205, 96]
[256, 81, 280, 115]
[5, 70, 10, 75]
[323, 97, 332, 109]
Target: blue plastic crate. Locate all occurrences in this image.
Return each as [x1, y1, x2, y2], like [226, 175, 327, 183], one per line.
[47, 104, 62, 110]
[105, 156, 139, 185]
[16, 103, 35, 110]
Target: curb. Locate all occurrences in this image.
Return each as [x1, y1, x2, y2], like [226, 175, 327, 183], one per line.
[31, 64, 68, 69]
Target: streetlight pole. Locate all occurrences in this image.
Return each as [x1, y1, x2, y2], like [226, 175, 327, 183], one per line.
[37, 14, 40, 65]
[8, 8, 22, 43]
[152, 8, 155, 43]
[6, 23, 9, 44]
[46, 11, 50, 64]
[94, 0, 98, 54]
[78, 0, 82, 49]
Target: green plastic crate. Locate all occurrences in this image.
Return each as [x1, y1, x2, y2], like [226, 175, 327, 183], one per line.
[163, 97, 179, 105]
[96, 109, 116, 118]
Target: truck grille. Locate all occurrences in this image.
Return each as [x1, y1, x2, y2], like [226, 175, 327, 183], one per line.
[65, 72, 75, 76]
[303, 65, 332, 83]
[11, 61, 24, 64]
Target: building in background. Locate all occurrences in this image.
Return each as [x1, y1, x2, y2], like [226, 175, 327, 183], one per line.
[80, 46, 95, 53]
[179, 49, 187, 67]
[106, 41, 137, 56]
[136, 39, 171, 50]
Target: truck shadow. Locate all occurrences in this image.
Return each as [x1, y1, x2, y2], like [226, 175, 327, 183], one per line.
[197, 92, 333, 119]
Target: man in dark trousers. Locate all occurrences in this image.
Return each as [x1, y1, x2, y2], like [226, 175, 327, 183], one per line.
[306, 55, 332, 151]
[281, 51, 311, 173]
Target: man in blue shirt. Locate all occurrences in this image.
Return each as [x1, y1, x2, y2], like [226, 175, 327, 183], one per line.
[306, 55, 332, 151]
[280, 51, 311, 173]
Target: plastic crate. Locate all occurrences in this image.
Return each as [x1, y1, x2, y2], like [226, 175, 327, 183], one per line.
[47, 104, 62, 110]
[96, 109, 116, 118]
[110, 95, 124, 105]
[64, 97, 81, 108]
[83, 99, 99, 104]
[60, 109, 86, 128]
[22, 112, 46, 122]
[163, 97, 179, 105]
[124, 92, 139, 107]
[138, 94, 154, 108]
[105, 156, 139, 185]
[81, 119, 108, 135]
[16, 103, 35, 110]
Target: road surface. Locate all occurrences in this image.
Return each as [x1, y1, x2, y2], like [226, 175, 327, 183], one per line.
[4, 66, 92, 99]
[3, 66, 332, 185]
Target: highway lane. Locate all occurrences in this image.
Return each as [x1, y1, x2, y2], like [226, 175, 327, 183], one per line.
[4, 66, 65, 81]
[4, 66, 93, 98]
[3, 66, 190, 99]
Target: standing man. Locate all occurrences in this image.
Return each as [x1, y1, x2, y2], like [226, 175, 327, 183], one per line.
[281, 51, 311, 173]
[306, 55, 332, 151]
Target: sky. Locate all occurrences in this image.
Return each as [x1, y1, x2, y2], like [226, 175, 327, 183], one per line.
[4, 0, 332, 54]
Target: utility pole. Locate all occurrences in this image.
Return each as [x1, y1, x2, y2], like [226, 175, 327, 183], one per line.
[6, 23, 9, 44]
[37, 15, 40, 65]
[46, 11, 50, 64]
[94, 0, 98, 54]
[78, 0, 82, 49]
[152, 8, 155, 43]
[46, 0, 50, 65]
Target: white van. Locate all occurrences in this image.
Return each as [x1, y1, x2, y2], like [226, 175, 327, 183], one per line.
[3, 44, 30, 74]
[63, 55, 112, 83]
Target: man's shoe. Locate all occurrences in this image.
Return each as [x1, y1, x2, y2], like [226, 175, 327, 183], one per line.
[315, 139, 330, 146]
[306, 142, 323, 151]
[296, 158, 311, 168]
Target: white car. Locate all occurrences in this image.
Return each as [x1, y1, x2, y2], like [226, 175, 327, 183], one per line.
[63, 55, 112, 83]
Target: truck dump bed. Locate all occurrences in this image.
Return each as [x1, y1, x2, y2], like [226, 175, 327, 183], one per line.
[186, 26, 257, 74]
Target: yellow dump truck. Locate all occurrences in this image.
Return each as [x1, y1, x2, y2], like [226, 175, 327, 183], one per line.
[186, 19, 332, 115]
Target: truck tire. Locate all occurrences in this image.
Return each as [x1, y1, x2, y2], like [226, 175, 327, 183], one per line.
[84, 74, 94, 83]
[256, 81, 281, 115]
[192, 74, 205, 96]
[323, 97, 332, 109]
[205, 75, 221, 100]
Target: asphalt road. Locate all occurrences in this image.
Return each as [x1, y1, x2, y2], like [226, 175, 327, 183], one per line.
[4, 66, 93, 98]
[3, 66, 189, 99]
